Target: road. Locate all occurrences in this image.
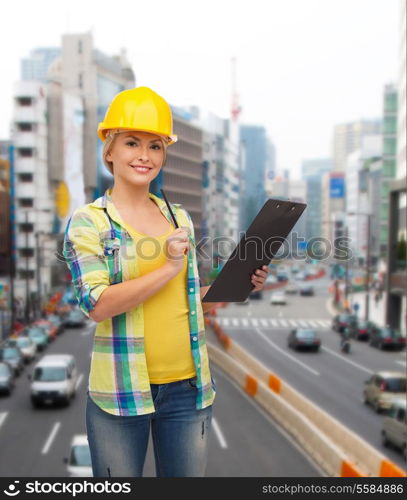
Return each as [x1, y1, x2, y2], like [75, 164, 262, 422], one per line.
[0, 318, 321, 477]
[214, 274, 407, 471]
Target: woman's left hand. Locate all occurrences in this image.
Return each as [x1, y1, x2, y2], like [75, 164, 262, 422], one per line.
[251, 265, 270, 291]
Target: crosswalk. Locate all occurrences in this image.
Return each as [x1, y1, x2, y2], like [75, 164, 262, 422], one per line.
[215, 317, 332, 329]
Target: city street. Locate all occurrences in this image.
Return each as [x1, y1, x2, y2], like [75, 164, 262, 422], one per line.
[213, 274, 407, 471]
[0, 317, 321, 477]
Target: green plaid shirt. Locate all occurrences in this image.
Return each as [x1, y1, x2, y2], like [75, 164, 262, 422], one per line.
[63, 188, 216, 416]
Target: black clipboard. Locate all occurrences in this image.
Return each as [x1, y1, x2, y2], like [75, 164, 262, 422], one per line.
[202, 198, 307, 303]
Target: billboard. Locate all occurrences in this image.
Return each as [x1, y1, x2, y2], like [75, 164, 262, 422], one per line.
[329, 177, 345, 198]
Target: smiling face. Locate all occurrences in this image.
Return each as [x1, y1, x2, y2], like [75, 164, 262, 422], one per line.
[106, 131, 166, 185]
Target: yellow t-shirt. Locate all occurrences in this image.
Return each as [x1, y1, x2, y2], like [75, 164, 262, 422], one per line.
[127, 223, 196, 384]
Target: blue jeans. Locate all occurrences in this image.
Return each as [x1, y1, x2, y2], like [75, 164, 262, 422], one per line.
[86, 376, 213, 477]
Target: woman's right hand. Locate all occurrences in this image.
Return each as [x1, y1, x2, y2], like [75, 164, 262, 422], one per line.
[164, 228, 190, 275]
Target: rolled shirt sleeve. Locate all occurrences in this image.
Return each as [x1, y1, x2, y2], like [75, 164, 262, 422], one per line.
[63, 210, 110, 318]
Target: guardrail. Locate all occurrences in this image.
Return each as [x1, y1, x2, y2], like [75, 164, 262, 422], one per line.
[205, 317, 406, 478]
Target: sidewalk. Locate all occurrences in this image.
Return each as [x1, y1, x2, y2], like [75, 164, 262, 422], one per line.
[336, 290, 387, 328]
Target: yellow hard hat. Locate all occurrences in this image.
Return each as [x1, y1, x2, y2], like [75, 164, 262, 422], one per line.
[97, 87, 177, 145]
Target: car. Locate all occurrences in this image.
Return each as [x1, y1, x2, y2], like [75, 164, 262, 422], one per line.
[299, 283, 314, 296]
[33, 319, 58, 341]
[369, 326, 406, 350]
[0, 345, 25, 376]
[64, 434, 93, 477]
[6, 336, 37, 363]
[47, 314, 64, 334]
[332, 313, 357, 333]
[250, 290, 263, 300]
[285, 281, 298, 294]
[270, 291, 287, 305]
[29, 354, 79, 408]
[287, 329, 321, 351]
[346, 319, 376, 341]
[381, 398, 407, 460]
[0, 361, 15, 395]
[266, 274, 278, 285]
[295, 272, 306, 281]
[63, 308, 87, 328]
[236, 298, 249, 305]
[25, 326, 49, 351]
[277, 272, 289, 282]
[363, 371, 407, 413]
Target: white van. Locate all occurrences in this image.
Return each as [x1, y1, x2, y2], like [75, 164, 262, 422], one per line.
[382, 398, 407, 461]
[29, 354, 78, 408]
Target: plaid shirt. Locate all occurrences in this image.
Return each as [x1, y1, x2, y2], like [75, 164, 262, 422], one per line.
[63, 188, 216, 416]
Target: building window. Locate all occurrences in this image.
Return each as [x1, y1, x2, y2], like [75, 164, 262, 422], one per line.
[19, 248, 34, 258]
[17, 122, 34, 132]
[18, 173, 33, 182]
[383, 137, 396, 156]
[19, 223, 34, 232]
[18, 198, 34, 208]
[78, 40, 83, 54]
[17, 97, 33, 106]
[18, 148, 34, 158]
[78, 73, 83, 89]
[18, 269, 35, 279]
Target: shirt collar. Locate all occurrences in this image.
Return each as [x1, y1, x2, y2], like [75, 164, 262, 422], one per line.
[89, 187, 180, 227]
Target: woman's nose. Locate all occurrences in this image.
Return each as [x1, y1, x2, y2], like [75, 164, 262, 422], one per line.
[137, 146, 150, 161]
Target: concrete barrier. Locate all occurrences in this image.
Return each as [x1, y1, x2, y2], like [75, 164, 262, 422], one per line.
[206, 318, 406, 478]
[208, 343, 363, 477]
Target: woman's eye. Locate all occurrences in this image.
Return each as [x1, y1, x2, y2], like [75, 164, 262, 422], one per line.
[126, 141, 137, 147]
[151, 144, 161, 150]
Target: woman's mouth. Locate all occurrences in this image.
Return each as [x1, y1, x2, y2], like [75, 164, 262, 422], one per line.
[130, 165, 152, 174]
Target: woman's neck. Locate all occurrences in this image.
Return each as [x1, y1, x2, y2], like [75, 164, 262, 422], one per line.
[110, 182, 153, 212]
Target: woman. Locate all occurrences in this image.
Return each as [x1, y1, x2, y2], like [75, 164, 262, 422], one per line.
[63, 86, 268, 477]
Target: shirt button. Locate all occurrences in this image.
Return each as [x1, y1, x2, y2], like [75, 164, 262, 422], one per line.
[107, 249, 112, 254]
[191, 311, 195, 315]
[189, 288, 194, 292]
[84, 284, 90, 289]
[192, 336, 198, 341]
[189, 263, 192, 267]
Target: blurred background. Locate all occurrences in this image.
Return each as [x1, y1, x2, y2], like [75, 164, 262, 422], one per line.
[0, 0, 405, 478]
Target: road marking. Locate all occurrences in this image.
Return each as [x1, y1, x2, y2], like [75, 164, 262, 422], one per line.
[289, 319, 298, 327]
[321, 346, 373, 375]
[251, 318, 259, 327]
[308, 320, 319, 328]
[270, 319, 279, 327]
[280, 319, 288, 327]
[75, 373, 84, 391]
[242, 318, 249, 327]
[316, 320, 328, 328]
[0, 412, 8, 431]
[41, 422, 61, 455]
[81, 327, 94, 336]
[278, 310, 283, 318]
[212, 417, 228, 449]
[298, 320, 309, 328]
[221, 318, 229, 327]
[395, 360, 406, 367]
[260, 319, 269, 327]
[255, 328, 320, 376]
[232, 318, 239, 327]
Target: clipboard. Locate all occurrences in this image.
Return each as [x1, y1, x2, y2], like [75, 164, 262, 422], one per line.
[202, 198, 307, 303]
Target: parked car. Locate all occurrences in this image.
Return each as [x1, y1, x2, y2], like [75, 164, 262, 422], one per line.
[347, 319, 376, 341]
[26, 326, 49, 351]
[363, 371, 407, 413]
[369, 326, 406, 350]
[381, 398, 407, 460]
[47, 314, 64, 334]
[0, 345, 25, 376]
[285, 281, 298, 294]
[0, 361, 15, 395]
[29, 354, 78, 408]
[266, 274, 278, 285]
[33, 319, 58, 341]
[299, 283, 315, 296]
[64, 434, 92, 477]
[332, 313, 357, 333]
[270, 291, 286, 305]
[236, 298, 249, 305]
[250, 290, 263, 300]
[63, 308, 87, 328]
[6, 336, 37, 363]
[288, 329, 321, 351]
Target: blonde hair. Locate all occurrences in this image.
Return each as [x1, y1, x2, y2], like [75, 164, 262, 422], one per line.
[102, 129, 168, 174]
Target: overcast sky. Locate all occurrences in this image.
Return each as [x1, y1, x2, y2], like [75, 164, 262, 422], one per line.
[0, 0, 400, 178]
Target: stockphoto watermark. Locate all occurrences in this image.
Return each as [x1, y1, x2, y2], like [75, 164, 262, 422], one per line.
[56, 232, 353, 265]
